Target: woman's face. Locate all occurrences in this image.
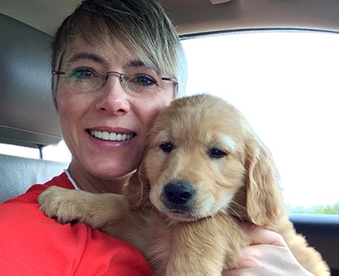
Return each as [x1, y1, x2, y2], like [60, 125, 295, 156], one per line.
[56, 38, 175, 179]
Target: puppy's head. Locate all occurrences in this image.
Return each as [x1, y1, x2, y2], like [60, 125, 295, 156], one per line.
[125, 94, 284, 227]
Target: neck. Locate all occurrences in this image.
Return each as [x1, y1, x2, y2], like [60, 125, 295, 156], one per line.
[67, 160, 133, 194]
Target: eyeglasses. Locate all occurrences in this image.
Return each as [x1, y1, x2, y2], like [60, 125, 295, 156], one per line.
[52, 68, 178, 95]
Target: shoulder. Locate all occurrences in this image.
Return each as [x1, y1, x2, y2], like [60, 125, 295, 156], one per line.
[2, 172, 73, 205]
[0, 173, 71, 235]
[0, 172, 153, 276]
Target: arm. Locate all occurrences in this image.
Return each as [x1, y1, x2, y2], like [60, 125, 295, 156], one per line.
[38, 186, 151, 256]
[0, 182, 152, 276]
[39, 186, 129, 228]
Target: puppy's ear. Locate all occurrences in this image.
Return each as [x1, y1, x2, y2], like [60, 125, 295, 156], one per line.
[123, 161, 150, 210]
[245, 138, 284, 228]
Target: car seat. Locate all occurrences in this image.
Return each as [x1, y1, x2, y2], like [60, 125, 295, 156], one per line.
[0, 13, 67, 203]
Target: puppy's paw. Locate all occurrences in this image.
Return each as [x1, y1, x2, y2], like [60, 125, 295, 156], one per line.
[38, 186, 82, 224]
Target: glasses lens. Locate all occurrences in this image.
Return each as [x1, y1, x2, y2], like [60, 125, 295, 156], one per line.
[124, 73, 162, 94]
[124, 71, 177, 95]
[62, 68, 103, 91]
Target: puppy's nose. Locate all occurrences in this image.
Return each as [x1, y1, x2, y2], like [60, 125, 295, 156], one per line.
[164, 180, 194, 205]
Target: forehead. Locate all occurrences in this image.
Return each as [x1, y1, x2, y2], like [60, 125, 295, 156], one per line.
[149, 97, 249, 152]
[61, 37, 154, 70]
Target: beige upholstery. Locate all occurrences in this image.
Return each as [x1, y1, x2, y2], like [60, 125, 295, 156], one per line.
[0, 13, 62, 148]
[0, 154, 67, 203]
[0, 14, 67, 203]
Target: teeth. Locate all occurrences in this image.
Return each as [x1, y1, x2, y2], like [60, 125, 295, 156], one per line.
[90, 130, 133, 141]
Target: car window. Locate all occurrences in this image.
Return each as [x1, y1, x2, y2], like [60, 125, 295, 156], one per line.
[1, 30, 337, 214]
[181, 30, 339, 214]
[0, 141, 71, 162]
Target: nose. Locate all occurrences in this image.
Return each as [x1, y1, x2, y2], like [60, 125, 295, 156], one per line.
[163, 180, 194, 205]
[96, 76, 130, 115]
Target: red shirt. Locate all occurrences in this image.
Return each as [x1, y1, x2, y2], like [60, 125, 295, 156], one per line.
[0, 173, 153, 276]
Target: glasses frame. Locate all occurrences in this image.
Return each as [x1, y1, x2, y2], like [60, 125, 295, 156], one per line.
[51, 69, 178, 94]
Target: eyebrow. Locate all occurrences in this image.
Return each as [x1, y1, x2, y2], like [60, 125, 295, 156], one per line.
[68, 52, 160, 75]
[127, 59, 158, 72]
[221, 135, 236, 152]
[127, 59, 146, 68]
[67, 53, 159, 73]
[68, 53, 106, 64]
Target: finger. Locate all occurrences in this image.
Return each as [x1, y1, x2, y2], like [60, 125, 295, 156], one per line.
[236, 221, 286, 247]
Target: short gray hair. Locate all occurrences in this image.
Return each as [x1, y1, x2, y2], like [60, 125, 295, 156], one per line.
[51, 0, 187, 106]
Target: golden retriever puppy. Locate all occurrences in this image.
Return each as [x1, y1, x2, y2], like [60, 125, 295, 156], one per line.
[39, 94, 330, 276]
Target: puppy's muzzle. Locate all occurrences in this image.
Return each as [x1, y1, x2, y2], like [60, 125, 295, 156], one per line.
[163, 180, 194, 213]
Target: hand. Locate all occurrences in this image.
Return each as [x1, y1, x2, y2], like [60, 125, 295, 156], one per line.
[222, 222, 314, 276]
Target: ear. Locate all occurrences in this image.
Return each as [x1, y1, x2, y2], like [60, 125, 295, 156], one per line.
[245, 138, 284, 228]
[122, 160, 150, 210]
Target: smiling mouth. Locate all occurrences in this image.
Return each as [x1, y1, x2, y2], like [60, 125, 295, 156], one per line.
[88, 130, 135, 142]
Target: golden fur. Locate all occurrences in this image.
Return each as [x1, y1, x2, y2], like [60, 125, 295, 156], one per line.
[39, 94, 330, 276]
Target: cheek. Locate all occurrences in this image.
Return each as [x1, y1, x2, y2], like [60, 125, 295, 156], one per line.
[56, 87, 93, 119]
[144, 146, 173, 200]
[56, 87, 78, 116]
[56, 90, 75, 131]
[55, 88, 92, 143]
[144, 148, 165, 185]
[138, 94, 173, 129]
[215, 158, 246, 197]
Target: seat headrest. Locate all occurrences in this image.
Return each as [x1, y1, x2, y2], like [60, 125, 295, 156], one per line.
[0, 13, 62, 148]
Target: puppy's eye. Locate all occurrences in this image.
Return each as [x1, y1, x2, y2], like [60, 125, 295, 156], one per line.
[159, 141, 174, 153]
[208, 148, 228, 159]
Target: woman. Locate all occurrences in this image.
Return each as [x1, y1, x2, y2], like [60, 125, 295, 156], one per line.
[0, 0, 315, 275]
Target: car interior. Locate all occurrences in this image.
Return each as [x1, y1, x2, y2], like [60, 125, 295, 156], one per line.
[0, 0, 338, 274]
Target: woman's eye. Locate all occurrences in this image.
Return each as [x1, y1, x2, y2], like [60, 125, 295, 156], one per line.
[70, 68, 96, 80]
[208, 148, 228, 159]
[131, 74, 157, 87]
